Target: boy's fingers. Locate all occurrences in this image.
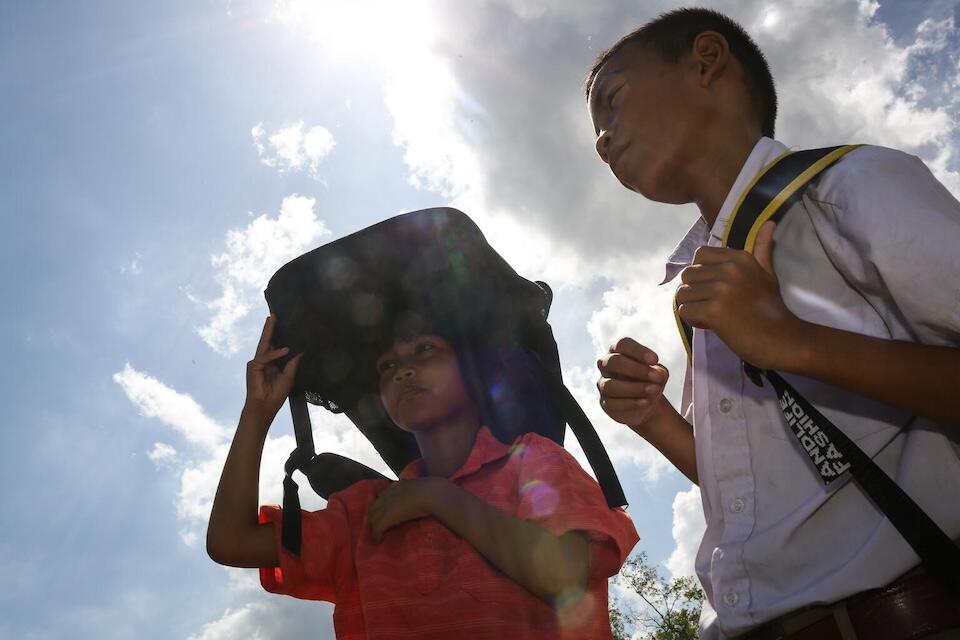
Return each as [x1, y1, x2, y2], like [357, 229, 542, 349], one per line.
[691, 245, 742, 264]
[679, 263, 731, 285]
[598, 352, 649, 380]
[676, 282, 727, 305]
[677, 301, 712, 330]
[753, 221, 777, 275]
[597, 378, 662, 399]
[600, 397, 652, 423]
[652, 363, 669, 382]
[607, 337, 658, 365]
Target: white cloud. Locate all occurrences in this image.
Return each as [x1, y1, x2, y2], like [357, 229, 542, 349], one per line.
[196, 195, 331, 355]
[121, 253, 143, 275]
[104, 358, 363, 640]
[114, 364, 229, 450]
[379, 0, 960, 280]
[665, 485, 705, 580]
[180, 530, 200, 548]
[187, 599, 335, 640]
[251, 121, 336, 177]
[147, 442, 178, 468]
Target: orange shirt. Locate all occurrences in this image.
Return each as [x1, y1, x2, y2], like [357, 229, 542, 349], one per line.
[260, 426, 639, 639]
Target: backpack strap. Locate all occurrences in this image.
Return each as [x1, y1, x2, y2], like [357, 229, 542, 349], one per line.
[675, 145, 863, 359]
[673, 144, 960, 599]
[281, 392, 388, 555]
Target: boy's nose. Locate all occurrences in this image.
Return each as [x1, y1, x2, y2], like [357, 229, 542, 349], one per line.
[596, 130, 612, 163]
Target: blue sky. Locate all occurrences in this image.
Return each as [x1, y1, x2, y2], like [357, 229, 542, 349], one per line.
[3, 1, 959, 637]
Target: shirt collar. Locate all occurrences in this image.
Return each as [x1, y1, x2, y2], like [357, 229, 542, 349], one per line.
[659, 137, 789, 285]
[398, 425, 514, 481]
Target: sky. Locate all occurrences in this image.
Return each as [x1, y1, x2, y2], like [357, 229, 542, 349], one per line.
[3, 0, 960, 637]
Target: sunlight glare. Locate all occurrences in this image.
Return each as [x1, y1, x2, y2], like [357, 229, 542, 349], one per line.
[274, 0, 435, 68]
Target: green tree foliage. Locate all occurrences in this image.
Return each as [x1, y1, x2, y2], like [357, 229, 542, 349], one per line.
[609, 552, 705, 640]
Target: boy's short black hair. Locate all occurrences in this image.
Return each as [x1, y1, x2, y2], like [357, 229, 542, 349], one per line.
[586, 7, 777, 138]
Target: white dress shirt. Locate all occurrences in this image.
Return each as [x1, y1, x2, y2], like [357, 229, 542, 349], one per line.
[662, 137, 960, 639]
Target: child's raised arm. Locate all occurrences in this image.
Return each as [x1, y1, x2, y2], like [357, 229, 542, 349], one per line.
[206, 315, 302, 568]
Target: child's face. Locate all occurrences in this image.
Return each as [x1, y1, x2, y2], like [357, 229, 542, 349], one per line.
[588, 44, 702, 203]
[376, 335, 476, 432]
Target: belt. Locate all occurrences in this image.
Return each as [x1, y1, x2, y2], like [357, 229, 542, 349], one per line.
[736, 572, 960, 640]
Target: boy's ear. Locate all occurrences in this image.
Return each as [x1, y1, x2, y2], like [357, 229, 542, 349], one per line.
[692, 31, 730, 87]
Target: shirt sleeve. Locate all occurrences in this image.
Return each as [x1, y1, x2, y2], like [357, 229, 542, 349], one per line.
[813, 146, 960, 345]
[515, 434, 639, 580]
[258, 494, 352, 602]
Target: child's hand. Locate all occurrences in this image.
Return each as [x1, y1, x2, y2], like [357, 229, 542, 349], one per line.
[367, 478, 446, 543]
[676, 221, 802, 370]
[596, 338, 670, 433]
[245, 315, 303, 420]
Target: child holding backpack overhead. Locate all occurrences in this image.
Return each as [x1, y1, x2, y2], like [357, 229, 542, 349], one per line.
[206, 209, 638, 639]
[586, 7, 960, 640]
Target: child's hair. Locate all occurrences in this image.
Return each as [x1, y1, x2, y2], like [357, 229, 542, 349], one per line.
[585, 7, 778, 138]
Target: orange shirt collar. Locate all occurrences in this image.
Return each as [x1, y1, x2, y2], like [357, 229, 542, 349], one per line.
[398, 426, 514, 481]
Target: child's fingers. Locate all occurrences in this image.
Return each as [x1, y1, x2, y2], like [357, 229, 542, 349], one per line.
[256, 346, 289, 364]
[281, 352, 304, 381]
[254, 315, 276, 357]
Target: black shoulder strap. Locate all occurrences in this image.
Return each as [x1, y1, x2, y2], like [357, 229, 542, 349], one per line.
[674, 144, 960, 599]
[281, 392, 388, 555]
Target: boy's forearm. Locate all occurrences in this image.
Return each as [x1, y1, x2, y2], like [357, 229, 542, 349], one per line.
[207, 404, 274, 557]
[424, 481, 589, 605]
[633, 398, 698, 484]
[777, 320, 960, 425]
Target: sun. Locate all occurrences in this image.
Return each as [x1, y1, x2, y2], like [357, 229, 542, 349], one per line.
[273, 0, 436, 69]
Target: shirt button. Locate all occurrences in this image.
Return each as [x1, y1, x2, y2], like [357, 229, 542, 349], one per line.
[718, 398, 733, 413]
[729, 497, 746, 514]
[724, 591, 740, 607]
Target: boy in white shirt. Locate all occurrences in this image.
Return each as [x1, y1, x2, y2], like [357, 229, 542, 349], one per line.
[585, 7, 960, 639]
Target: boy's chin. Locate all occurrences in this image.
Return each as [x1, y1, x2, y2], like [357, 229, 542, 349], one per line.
[635, 175, 690, 205]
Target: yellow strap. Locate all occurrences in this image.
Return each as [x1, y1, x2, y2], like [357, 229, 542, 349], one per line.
[737, 145, 863, 253]
[720, 149, 792, 247]
[674, 295, 692, 360]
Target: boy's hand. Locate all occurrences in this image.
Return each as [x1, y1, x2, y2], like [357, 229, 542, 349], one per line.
[677, 222, 802, 370]
[367, 478, 447, 543]
[245, 314, 303, 420]
[596, 338, 670, 433]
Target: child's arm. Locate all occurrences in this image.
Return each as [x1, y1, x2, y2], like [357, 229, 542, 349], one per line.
[678, 222, 960, 425]
[207, 404, 280, 567]
[597, 338, 698, 483]
[367, 478, 591, 605]
[207, 315, 303, 568]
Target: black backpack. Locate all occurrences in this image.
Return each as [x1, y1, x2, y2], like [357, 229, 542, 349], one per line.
[264, 207, 626, 554]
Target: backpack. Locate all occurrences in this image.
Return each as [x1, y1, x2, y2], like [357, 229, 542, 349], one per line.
[264, 207, 626, 554]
